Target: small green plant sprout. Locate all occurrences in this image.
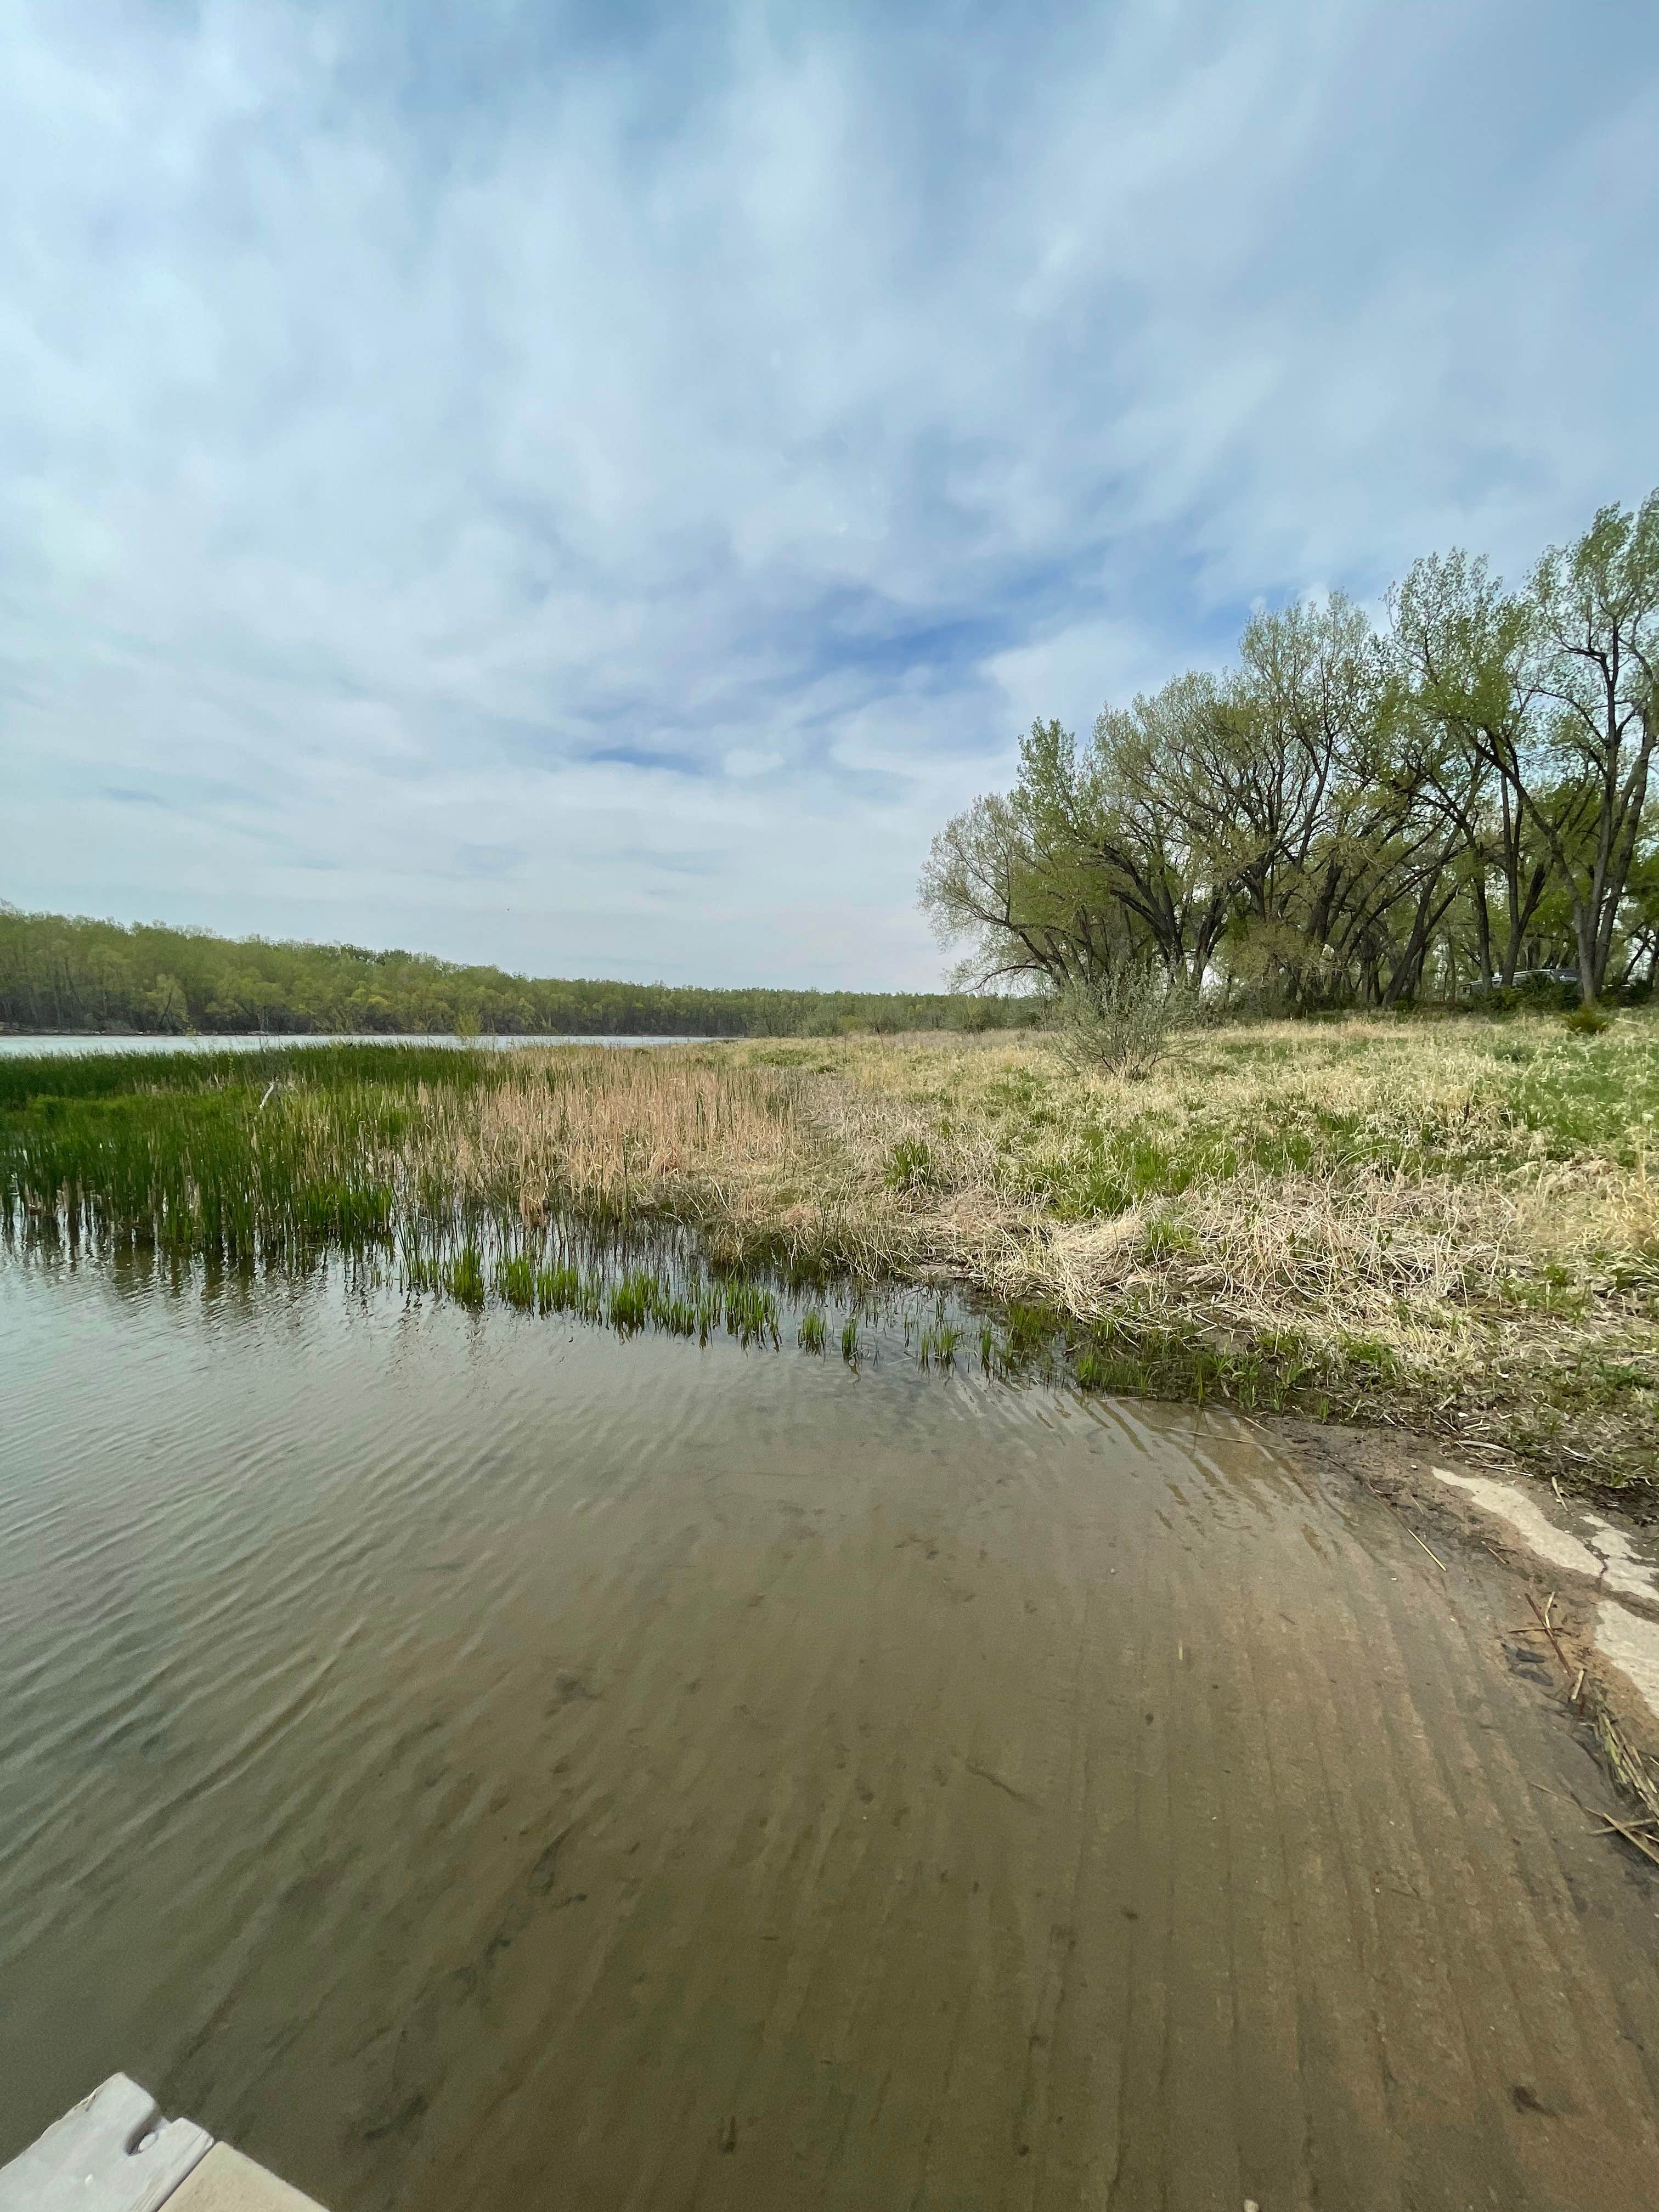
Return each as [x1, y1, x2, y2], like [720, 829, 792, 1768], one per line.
[608, 1270, 665, 1333]
[445, 1243, 486, 1308]
[1139, 1215, 1197, 1261]
[841, 1313, 861, 1366]
[401, 1235, 438, 1295]
[979, 1321, 996, 1373]
[798, 1307, 827, 1353]
[1003, 1302, 1056, 1365]
[883, 1137, 936, 1194]
[695, 1285, 723, 1343]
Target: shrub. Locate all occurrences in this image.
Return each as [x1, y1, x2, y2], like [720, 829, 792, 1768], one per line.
[1051, 968, 1197, 1080]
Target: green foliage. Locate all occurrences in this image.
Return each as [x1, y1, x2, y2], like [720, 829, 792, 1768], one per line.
[0, 908, 1031, 1040]
[883, 1137, 937, 1193]
[445, 1245, 487, 1307]
[925, 488, 1659, 1013]
[723, 1278, 781, 1346]
[917, 1322, 961, 1370]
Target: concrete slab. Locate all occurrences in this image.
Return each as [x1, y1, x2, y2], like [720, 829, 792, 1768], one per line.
[1431, 1467, 1606, 1578]
[1596, 1601, 1659, 1723]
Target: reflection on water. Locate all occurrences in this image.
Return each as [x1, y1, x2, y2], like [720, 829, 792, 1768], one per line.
[0, 1033, 697, 1057]
[3, 1256, 1658, 2210]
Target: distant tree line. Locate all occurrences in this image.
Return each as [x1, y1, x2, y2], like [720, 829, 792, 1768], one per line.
[923, 492, 1659, 1009]
[0, 909, 1035, 1039]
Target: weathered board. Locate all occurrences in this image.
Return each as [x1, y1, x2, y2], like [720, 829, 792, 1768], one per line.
[0, 2080, 323, 2212]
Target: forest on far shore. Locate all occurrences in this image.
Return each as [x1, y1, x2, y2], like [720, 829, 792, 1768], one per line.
[0, 907, 1036, 1039]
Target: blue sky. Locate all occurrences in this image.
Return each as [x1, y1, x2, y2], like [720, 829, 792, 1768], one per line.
[4, 1, 1657, 988]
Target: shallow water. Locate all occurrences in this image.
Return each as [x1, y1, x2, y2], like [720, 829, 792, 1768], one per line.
[3, 1257, 1657, 2210]
[0, 1033, 695, 1057]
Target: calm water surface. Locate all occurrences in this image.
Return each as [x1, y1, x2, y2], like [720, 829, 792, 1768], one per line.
[3, 1256, 1657, 2209]
[0, 1034, 697, 1057]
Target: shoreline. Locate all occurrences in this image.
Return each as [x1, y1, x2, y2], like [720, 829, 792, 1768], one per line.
[4, 1019, 1655, 1500]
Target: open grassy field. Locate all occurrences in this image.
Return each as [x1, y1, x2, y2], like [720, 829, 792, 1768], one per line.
[4, 1014, 1655, 1492]
[752, 1016, 1659, 1491]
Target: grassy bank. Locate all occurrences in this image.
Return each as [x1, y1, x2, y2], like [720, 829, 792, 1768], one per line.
[3, 1017, 1655, 1491]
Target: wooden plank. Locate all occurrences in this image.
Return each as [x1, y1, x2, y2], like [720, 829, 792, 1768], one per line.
[165, 2146, 326, 2212]
[0, 2075, 211, 2212]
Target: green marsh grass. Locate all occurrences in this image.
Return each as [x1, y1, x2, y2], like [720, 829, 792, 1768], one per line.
[917, 1322, 961, 1371]
[8, 1017, 1657, 1486]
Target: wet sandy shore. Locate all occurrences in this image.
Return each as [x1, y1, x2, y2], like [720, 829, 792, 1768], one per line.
[2, 1266, 1656, 2209]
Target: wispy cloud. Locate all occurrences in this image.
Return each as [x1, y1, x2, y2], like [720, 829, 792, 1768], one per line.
[4, 1, 1656, 984]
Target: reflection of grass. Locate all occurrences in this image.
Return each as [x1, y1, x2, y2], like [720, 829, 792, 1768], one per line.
[6, 1014, 1657, 1486]
[724, 1278, 780, 1347]
[467, 1245, 785, 1351]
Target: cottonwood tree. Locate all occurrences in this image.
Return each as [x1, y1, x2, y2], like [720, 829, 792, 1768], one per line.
[1526, 494, 1659, 1001]
[1389, 550, 1553, 989]
[922, 490, 1657, 1012]
[921, 719, 1164, 991]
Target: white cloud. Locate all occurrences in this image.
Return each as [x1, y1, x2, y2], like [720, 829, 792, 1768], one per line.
[2, 0, 1656, 985]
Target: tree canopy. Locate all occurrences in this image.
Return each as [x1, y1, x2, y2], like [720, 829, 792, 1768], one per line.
[922, 492, 1659, 1008]
[0, 909, 1035, 1039]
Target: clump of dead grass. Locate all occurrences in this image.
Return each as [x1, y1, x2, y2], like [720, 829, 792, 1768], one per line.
[410, 1048, 821, 1232]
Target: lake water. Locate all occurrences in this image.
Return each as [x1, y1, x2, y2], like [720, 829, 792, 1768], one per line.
[0, 1034, 699, 1057]
[3, 1254, 1657, 2209]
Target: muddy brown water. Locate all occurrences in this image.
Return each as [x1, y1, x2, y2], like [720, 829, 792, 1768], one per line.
[3, 1257, 1657, 2210]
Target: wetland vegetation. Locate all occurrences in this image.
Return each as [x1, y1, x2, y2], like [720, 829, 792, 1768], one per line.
[7, 500, 1655, 1500]
[4, 1013, 1655, 1492]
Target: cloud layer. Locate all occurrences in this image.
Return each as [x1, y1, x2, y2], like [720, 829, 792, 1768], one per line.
[4, 0, 1657, 985]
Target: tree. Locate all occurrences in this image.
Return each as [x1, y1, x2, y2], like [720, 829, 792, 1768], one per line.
[1526, 493, 1659, 1001]
[1388, 549, 1556, 989]
[919, 721, 1140, 992]
[921, 492, 1658, 1014]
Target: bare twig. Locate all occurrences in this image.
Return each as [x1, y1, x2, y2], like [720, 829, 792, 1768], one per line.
[1527, 1590, 1571, 1675]
[1590, 1810, 1659, 1868]
[1362, 1479, 1446, 1570]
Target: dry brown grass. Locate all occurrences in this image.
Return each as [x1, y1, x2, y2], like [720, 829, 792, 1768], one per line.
[407, 1048, 816, 1229]
[392, 1016, 1657, 1483]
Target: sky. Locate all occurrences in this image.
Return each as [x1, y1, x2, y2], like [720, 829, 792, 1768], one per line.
[4, 1, 1658, 990]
